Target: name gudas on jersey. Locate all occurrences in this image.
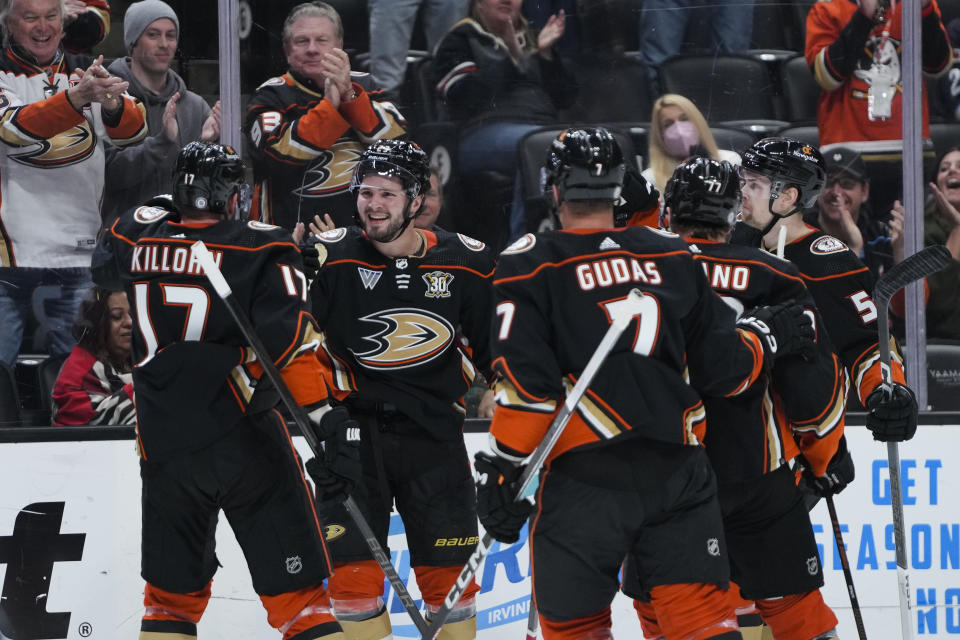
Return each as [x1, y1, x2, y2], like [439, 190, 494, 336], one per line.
[129, 244, 224, 276]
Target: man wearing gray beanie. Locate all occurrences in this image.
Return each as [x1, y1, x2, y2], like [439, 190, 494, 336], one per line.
[102, 0, 221, 226]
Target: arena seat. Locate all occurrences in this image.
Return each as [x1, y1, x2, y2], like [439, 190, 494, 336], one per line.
[561, 53, 654, 123]
[658, 55, 780, 123]
[38, 353, 69, 423]
[709, 126, 756, 156]
[781, 54, 820, 125]
[926, 342, 960, 412]
[775, 125, 820, 147]
[0, 362, 21, 428]
[930, 122, 960, 160]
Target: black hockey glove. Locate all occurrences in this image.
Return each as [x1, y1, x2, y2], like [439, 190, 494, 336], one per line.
[737, 302, 816, 363]
[474, 451, 533, 544]
[865, 383, 918, 442]
[300, 242, 321, 282]
[801, 436, 855, 498]
[304, 405, 361, 503]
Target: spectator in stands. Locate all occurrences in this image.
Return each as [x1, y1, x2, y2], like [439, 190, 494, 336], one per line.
[62, 0, 109, 54]
[637, 0, 755, 85]
[643, 94, 740, 195]
[433, 0, 575, 246]
[806, 0, 952, 214]
[52, 287, 135, 426]
[246, 1, 406, 231]
[804, 146, 901, 278]
[368, 0, 468, 100]
[906, 148, 960, 340]
[414, 167, 444, 230]
[937, 18, 960, 122]
[0, 0, 147, 369]
[102, 0, 221, 226]
[523, 0, 580, 57]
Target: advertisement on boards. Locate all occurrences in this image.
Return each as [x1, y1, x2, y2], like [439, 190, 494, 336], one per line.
[0, 426, 957, 638]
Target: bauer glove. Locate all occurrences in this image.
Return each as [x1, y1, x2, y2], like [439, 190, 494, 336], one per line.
[305, 404, 361, 503]
[737, 301, 816, 362]
[801, 435, 855, 498]
[865, 382, 918, 442]
[474, 451, 533, 543]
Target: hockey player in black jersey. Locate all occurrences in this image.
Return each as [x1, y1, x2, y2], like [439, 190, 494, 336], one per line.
[735, 138, 918, 443]
[475, 127, 817, 640]
[307, 139, 494, 640]
[625, 157, 849, 640]
[92, 142, 354, 640]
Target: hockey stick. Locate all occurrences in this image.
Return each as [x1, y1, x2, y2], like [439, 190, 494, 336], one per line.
[191, 241, 430, 636]
[873, 244, 952, 640]
[422, 288, 649, 639]
[525, 600, 539, 640]
[825, 496, 867, 640]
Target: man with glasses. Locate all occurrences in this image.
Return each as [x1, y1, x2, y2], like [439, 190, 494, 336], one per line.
[805, 147, 902, 278]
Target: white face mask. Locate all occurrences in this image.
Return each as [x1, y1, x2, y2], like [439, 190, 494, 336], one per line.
[662, 120, 701, 159]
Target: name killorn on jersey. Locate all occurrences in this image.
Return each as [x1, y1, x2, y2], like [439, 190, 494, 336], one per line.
[130, 244, 224, 276]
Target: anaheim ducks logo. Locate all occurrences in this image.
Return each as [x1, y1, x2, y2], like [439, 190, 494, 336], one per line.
[352, 307, 454, 369]
[502, 233, 536, 255]
[9, 123, 96, 168]
[133, 206, 170, 223]
[810, 235, 847, 255]
[294, 142, 363, 198]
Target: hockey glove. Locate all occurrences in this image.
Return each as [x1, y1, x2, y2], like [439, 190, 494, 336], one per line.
[865, 383, 918, 442]
[305, 405, 362, 503]
[474, 451, 533, 544]
[801, 436, 855, 498]
[737, 302, 816, 363]
[300, 242, 321, 282]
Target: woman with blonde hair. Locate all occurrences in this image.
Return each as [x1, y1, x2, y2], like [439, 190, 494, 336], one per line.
[644, 94, 741, 195]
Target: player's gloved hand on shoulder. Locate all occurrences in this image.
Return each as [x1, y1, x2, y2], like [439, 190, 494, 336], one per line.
[865, 382, 918, 442]
[304, 404, 361, 503]
[474, 451, 533, 543]
[737, 301, 816, 362]
[802, 436, 855, 498]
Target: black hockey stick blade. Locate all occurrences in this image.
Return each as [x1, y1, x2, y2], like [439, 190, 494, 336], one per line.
[190, 241, 430, 636]
[422, 288, 650, 639]
[874, 245, 952, 307]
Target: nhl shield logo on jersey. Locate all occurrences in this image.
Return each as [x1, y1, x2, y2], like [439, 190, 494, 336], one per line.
[352, 308, 454, 369]
[457, 233, 486, 251]
[285, 556, 303, 574]
[502, 233, 536, 255]
[422, 271, 454, 298]
[706, 538, 720, 557]
[806, 555, 819, 575]
[810, 235, 847, 255]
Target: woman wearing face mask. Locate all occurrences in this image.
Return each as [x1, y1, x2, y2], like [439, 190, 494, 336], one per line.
[643, 94, 741, 196]
[52, 287, 136, 426]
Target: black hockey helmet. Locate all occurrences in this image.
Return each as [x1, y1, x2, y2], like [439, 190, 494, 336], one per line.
[545, 127, 626, 205]
[173, 141, 246, 215]
[350, 139, 431, 201]
[740, 137, 826, 210]
[664, 157, 741, 228]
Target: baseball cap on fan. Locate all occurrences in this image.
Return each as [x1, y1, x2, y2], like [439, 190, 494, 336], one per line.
[824, 147, 867, 183]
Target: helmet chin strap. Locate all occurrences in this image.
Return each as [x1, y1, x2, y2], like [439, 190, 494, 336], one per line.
[759, 179, 802, 237]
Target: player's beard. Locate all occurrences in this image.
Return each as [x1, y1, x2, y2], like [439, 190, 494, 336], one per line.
[363, 210, 406, 243]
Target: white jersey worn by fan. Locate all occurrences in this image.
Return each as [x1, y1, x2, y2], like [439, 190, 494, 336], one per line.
[0, 50, 147, 268]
